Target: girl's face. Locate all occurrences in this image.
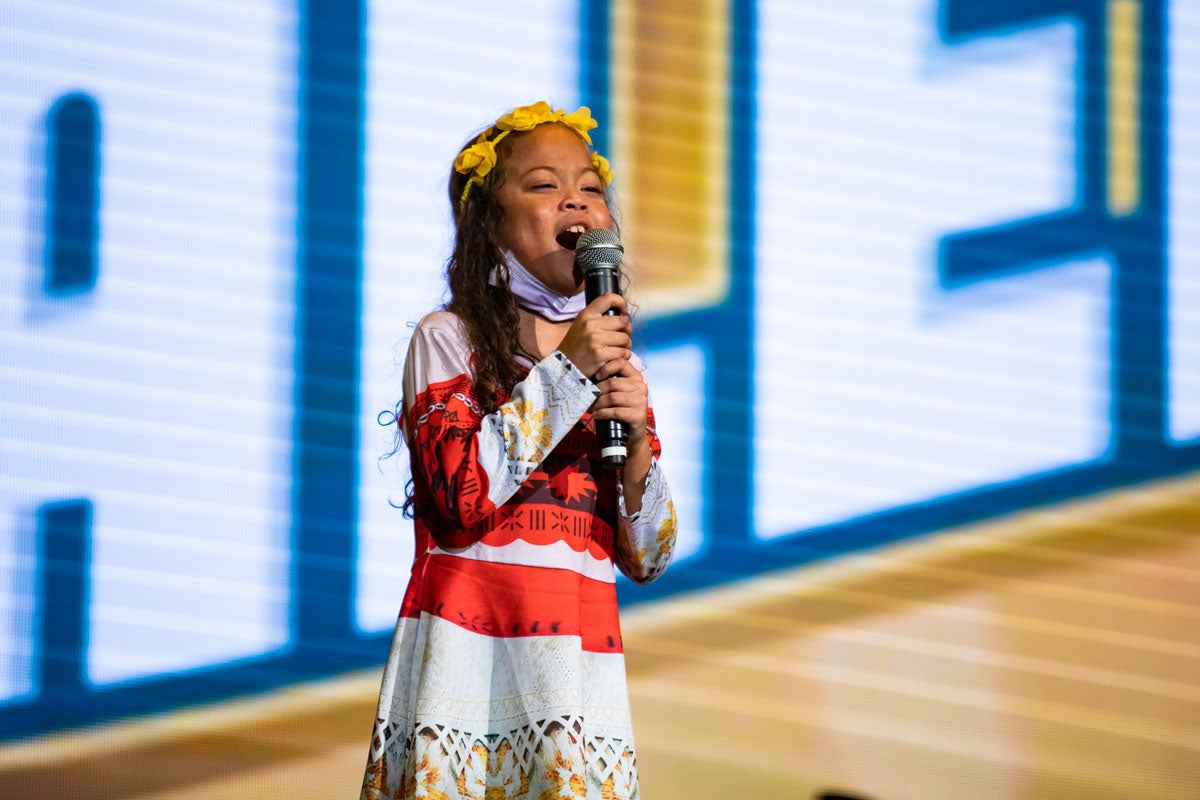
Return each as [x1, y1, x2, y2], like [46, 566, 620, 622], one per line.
[495, 123, 612, 296]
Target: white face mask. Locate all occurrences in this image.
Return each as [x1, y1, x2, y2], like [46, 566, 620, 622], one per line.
[489, 249, 586, 322]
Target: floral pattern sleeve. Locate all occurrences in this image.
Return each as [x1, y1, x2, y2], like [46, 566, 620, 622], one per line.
[402, 312, 600, 545]
[614, 396, 677, 584]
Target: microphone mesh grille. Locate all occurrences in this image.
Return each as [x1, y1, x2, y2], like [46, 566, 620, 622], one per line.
[575, 228, 623, 269]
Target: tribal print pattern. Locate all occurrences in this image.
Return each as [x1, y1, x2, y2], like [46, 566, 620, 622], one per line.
[362, 311, 673, 800]
[364, 715, 638, 800]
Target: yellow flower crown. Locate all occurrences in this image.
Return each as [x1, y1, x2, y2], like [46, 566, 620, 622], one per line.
[453, 101, 614, 207]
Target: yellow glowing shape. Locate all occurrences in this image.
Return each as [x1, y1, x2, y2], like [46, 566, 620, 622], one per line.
[1107, 0, 1141, 216]
[611, 1, 731, 315]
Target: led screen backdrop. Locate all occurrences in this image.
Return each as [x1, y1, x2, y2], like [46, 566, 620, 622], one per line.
[1, 0, 1197, 752]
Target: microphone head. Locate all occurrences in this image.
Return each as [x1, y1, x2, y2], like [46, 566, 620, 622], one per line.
[575, 227, 624, 271]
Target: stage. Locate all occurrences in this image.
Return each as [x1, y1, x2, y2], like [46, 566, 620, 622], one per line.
[3, 472, 1195, 799]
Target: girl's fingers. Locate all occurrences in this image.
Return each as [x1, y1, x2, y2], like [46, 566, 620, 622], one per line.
[593, 373, 647, 410]
[557, 298, 633, 378]
[594, 357, 640, 382]
[597, 376, 643, 396]
[581, 292, 627, 318]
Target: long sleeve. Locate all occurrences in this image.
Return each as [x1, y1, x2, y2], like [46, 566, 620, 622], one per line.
[402, 312, 600, 545]
[365, 311, 675, 800]
[613, 388, 677, 585]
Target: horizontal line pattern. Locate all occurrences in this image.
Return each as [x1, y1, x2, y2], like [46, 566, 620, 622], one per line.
[623, 471, 1200, 799]
[1, 472, 1197, 798]
[0, 0, 297, 690]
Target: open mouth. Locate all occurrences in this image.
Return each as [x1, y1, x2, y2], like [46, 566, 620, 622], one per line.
[555, 224, 588, 250]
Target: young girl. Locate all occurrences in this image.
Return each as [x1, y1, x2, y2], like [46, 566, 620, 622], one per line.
[361, 102, 676, 800]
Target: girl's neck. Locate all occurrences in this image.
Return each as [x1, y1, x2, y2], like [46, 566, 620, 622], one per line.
[517, 307, 572, 362]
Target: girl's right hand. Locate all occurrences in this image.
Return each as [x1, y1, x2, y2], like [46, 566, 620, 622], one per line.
[556, 293, 631, 380]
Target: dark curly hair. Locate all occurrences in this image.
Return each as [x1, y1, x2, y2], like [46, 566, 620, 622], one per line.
[445, 125, 538, 413]
[444, 121, 621, 411]
[387, 121, 617, 516]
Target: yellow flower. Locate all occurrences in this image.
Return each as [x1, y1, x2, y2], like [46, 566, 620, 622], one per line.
[559, 107, 598, 144]
[401, 752, 453, 800]
[591, 153, 613, 185]
[454, 139, 498, 179]
[455, 102, 613, 207]
[487, 739, 530, 799]
[518, 408, 551, 445]
[457, 741, 489, 800]
[361, 755, 388, 800]
[539, 750, 587, 800]
[657, 502, 677, 555]
[496, 101, 560, 132]
[501, 399, 552, 461]
[604, 756, 636, 799]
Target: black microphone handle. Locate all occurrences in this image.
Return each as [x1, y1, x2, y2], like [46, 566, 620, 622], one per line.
[584, 264, 621, 313]
[583, 265, 628, 469]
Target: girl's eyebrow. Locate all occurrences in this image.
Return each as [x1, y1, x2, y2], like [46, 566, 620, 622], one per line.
[518, 165, 598, 179]
[518, 165, 559, 177]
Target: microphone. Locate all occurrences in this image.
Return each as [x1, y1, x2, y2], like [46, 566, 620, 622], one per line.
[575, 227, 628, 469]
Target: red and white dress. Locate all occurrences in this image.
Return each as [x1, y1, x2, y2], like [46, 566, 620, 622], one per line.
[362, 311, 676, 800]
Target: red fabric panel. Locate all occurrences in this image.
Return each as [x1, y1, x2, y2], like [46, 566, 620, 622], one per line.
[408, 374, 497, 543]
[400, 553, 624, 654]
